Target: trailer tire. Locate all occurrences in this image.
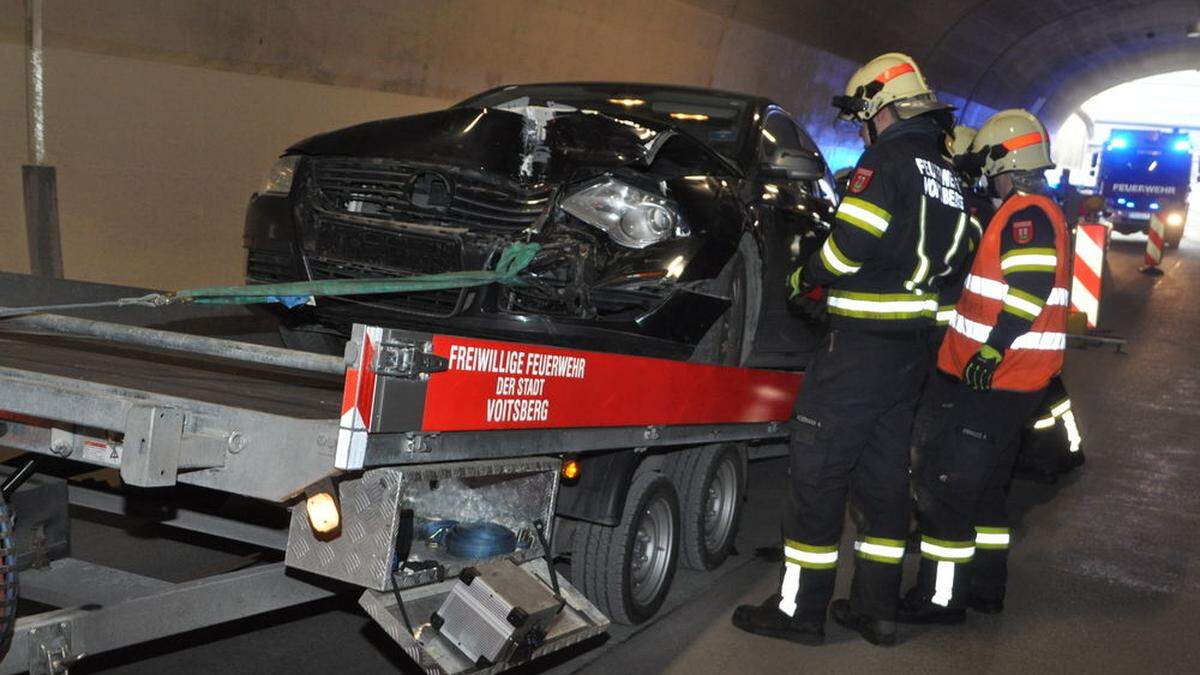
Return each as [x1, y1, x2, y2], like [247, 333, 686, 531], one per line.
[0, 498, 16, 662]
[570, 472, 679, 625]
[670, 443, 745, 571]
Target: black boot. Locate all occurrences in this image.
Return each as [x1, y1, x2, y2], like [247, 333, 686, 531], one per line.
[731, 595, 825, 646]
[895, 589, 966, 625]
[830, 599, 896, 646]
[968, 595, 1004, 614]
[1058, 450, 1086, 473]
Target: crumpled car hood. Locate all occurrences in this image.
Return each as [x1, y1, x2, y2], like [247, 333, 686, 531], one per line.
[288, 106, 672, 183]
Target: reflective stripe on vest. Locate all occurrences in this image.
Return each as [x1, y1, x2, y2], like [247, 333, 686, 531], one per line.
[937, 193, 1070, 391]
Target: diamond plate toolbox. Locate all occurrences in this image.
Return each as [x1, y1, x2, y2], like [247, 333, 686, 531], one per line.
[286, 457, 559, 591]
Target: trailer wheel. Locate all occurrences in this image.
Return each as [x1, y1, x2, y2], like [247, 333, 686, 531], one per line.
[671, 443, 745, 571]
[570, 472, 679, 625]
[0, 498, 16, 662]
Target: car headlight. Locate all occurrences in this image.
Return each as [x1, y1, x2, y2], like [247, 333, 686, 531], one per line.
[1165, 212, 1184, 227]
[261, 155, 300, 196]
[561, 177, 684, 248]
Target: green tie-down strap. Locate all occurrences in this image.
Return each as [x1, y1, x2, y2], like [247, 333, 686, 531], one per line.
[176, 242, 540, 306]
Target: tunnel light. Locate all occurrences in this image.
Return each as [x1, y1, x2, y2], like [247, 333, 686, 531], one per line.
[1150, 202, 1161, 210]
[669, 112, 710, 121]
[608, 98, 645, 107]
[1189, 20, 1200, 38]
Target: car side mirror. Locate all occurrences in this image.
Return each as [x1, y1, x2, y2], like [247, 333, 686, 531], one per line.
[760, 150, 825, 181]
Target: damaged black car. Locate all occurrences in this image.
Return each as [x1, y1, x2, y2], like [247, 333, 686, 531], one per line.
[243, 83, 837, 367]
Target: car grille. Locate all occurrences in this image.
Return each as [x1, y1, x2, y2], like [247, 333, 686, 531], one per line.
[246, 248, 297, 283]
[305, 217, 468, 318]
[310, 157, 552, 231]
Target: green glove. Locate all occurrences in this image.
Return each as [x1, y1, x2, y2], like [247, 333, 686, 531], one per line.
[963, 344, 1003, 391]
[787, 266, 809, 300]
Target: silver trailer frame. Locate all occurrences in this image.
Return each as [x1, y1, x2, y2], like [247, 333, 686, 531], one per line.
[0, 277, 794, 673]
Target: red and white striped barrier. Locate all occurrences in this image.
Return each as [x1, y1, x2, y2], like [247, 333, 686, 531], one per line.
[1143, 213, 1166, 271]
[1070, 223, 1108, 329]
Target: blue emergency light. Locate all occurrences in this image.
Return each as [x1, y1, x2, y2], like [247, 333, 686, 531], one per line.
[1173, 139, 1192, 152]
[1127, 200, 1137, 209]
[1107, 136, 1130, 150]
[1116, 198, 1127, 206]
[1150, 202, 1161, 210]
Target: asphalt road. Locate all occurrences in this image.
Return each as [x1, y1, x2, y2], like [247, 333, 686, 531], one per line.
[55, 226, 1200, 673]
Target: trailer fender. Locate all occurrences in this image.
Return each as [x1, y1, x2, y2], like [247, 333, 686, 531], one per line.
[555, 448, 644, 526]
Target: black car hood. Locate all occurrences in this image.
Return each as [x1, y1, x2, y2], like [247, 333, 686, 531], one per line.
[288, 106, 672, 184]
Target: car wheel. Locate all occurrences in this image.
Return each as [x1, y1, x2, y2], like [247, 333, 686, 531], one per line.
[570, 471, 680, 625]
[669, 443, 746, 571]
[691, 244, 754, 366]
[278, 325, 347, 355]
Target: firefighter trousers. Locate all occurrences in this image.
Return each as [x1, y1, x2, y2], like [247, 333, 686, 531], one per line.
[1016, 375, 1077, 475]
[781, 328, 929, 623]
[912, 380, 1044, 607]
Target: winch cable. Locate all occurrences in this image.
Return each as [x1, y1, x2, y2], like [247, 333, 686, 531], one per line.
[0, 242, 540, 319]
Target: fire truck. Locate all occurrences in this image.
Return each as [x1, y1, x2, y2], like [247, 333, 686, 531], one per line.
[1097, 128, 1194, 248]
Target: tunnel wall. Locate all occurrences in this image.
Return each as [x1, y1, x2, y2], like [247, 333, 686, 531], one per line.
[0, 1, 1006, 289]
[0, 1, 870, 289]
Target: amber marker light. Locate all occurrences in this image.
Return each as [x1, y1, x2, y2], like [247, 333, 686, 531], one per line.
[561, 457, 582, 481]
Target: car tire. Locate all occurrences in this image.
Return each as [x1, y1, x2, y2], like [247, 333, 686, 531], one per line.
[278, 325, 347, 355]
[669, 443, 746, 571]
[570, 471, 680, 625]
[691, 242, 756, 366]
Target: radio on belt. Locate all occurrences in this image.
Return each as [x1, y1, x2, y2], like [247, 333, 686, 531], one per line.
[431, 558, 564, 667]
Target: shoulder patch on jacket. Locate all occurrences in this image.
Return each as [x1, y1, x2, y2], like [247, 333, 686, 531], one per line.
[849, 167, 874, 194]
[1013, 220, 1033, 244]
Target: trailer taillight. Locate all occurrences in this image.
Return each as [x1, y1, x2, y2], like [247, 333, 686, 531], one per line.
[306, 492, 340, 533]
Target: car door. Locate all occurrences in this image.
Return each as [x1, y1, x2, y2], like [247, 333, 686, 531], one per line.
[745, 109, 837, 368]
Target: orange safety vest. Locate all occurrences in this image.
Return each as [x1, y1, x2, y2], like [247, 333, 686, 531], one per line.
[938, 193, 1070, 392]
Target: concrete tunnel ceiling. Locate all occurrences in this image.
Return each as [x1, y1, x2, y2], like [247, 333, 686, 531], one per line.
[689, 0, 1200, 129]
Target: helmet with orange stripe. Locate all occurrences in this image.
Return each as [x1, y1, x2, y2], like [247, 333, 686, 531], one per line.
[972, 109, 1054, 178]
[832, 52, 950, 123]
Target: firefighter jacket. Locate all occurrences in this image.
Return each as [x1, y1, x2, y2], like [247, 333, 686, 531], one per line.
[938, 191, 1070, 391]
[934, 188, 990, 326]
[803, 116, 971, 331]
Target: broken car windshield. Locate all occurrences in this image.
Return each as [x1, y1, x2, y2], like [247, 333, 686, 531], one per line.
[460, 85, 751, 161]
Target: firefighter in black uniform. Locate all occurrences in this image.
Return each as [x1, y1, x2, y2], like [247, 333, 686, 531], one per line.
[732, 52, 970, 647]
[913, 126, 988, 453]
[900, 109, 1071, 622]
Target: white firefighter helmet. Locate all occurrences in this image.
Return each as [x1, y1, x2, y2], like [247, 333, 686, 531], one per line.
[972, 109, 1054, 177]
[948, 125, 977, 159]
[833, 52, 951, 122]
